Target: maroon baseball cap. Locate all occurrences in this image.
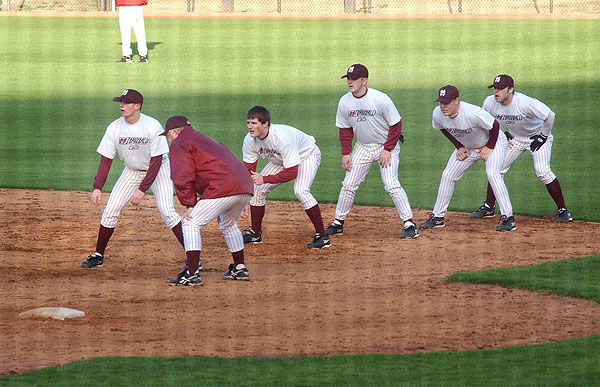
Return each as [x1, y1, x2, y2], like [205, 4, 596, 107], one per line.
[112, 89, 143, 105]
[160, 115, 191, 136]
[435, 85, 459, 103]
[488, 74, 514, 89]
[341, 64, 369, 79]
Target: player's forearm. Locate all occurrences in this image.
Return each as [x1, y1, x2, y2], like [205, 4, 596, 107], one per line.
[383, 120, 402, 151]
[541, 111, 555, 136]
[93, 156, 113, 190]
[442, 129, 464, 149]
[485, 120, 500, 149]
[244, 161, 258, 174]
[175, 184, 197, 207]
[339, 127, 354, 155]
[262, 165, 298, 184]
[138, 155, 162, 192]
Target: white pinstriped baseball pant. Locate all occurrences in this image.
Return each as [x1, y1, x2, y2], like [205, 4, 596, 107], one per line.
[334, 142, 413, 221]
[432, 133, 513, 217]
[101, 157, 181, 229]
[502, 133, 556, 184]
[182, 194, 252, 252]
[249, 146, 321, 210]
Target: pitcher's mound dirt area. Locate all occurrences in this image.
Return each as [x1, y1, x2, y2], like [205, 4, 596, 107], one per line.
[1, 188, 599, 375]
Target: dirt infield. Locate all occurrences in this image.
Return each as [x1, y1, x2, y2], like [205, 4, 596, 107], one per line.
[1, 188, 599, 375]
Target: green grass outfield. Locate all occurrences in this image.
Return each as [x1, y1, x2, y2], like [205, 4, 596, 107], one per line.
[0, 17, 599, 220]
[2, 256, 599, 385]
[1, 16, 599, 383]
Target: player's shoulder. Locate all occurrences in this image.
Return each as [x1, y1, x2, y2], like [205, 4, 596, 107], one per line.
[482, 95, 496, 107]
[140, 113, 162, 126]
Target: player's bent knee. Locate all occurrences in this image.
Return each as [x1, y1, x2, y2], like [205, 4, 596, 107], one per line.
[538, 171, 556, 185]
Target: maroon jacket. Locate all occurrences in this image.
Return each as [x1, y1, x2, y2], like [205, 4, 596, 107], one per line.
[116, 0, 147, 6]
[169, 127, 254, 207]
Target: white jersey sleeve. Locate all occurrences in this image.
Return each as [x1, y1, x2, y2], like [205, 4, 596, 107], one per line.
[242, 133, 259, 164]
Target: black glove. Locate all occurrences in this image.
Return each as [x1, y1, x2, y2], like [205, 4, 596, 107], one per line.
[504, 131, 514, 141]
[399, 134, 405, 144]
[530, 133, 548, 152]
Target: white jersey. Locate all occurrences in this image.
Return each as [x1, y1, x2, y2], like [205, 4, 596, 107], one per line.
[482, 92, 552, 138]
[97, 113, 168, 171]
[335, 88, 401, 145]
[242, 123, 317, 169]
[432, 101, 495, 150]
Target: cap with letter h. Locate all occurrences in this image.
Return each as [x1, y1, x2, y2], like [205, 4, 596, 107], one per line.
[341, 64, 369, 79]
[112, 89, 143, 106]
[435, 85, 459, 104]
[488, 74, 514, 89]
[160, 115, 191, 136]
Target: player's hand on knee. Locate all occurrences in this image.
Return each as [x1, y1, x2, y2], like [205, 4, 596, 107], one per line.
[183, 207, 193, 220]
[250, 171, 264, 185]
[91, 189, 102, 206]
[342, 154, 352, 171]
[456, 147, 469, 161]
[130, 189, 145, 206]
[379, 150, 391, 168]
[479, 146, 492, 161]
[530, 133, 548, 152]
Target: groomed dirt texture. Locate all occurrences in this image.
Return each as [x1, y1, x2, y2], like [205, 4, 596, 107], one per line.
[1, 188, 599, 375]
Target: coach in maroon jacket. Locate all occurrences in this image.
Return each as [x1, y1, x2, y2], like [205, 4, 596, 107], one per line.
[162, 116, 254, 286]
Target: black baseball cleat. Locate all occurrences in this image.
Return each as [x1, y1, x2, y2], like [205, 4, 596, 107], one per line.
[470, 204, 496, 218]
[306, 233, 331, 249]
[419, 215, 445, 229]
[400, 223, 419, 239]
[139, 55, 148, 63]
[496, 215, 517, 231]
[325, 220, 343, 236]
[556, 208, 573, 222]
[116, 55, 132, 63]
[169, 270, 202, 286]
[243, 229, 262, 244]
[222, 263, 250, 281]
[81, 252, 103, 268]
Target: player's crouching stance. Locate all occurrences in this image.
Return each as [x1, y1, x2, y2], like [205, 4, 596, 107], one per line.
[82, 89, 185, 269]
[162, 116, 254, 286]
[241, 105, 331, 249]
[469, 74, 572, 222]
[419, 85, 516, 232]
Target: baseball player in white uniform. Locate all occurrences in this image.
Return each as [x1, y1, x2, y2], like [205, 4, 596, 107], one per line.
[81, 89, 184, 268]
[116, 0, 148, 63]
[469, 74, 572, 222]
[419, 85, 516, 232]
[242, 106, 330, 249]
[325, 64, 418, 239]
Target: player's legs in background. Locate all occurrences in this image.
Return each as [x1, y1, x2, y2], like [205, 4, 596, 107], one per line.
[431, 150, 477, 217]
[485, 134, 513, 217]
[151, 157, 184, 247]
[531, 134, 566, 210]
[248, 162, 282, 233]
[293, 147, 325, 235]
[131, 6, 147, 57]
[97, 167, 143, 254]
[334, 143, 376, 221]
[217, 194, 252, 257]
[482, 135, 526, 207]
[379, 143, 413, 222]
[118, 7, 134, 57]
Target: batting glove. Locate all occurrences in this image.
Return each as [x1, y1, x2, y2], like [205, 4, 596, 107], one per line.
[530, 133, 548, 152]
[504, 131, 514, 141]
[399, 134, 405, 144]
